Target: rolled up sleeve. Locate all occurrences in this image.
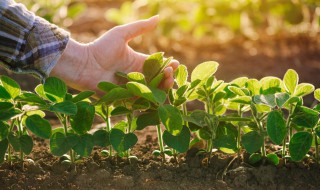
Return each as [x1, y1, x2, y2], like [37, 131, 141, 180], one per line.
[0, 0, 69, 80]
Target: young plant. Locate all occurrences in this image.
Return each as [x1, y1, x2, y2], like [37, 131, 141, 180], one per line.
[0, 75, 52, 164]
[34, 77, 95, 163]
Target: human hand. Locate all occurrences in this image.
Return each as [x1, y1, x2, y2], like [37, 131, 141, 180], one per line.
[51, 16, 179, 94]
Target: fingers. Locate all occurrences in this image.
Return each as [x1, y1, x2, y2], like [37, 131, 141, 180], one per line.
[159, 67, 174, 89]
[167, 59, 179, 72]
[118, 15, 159, 42]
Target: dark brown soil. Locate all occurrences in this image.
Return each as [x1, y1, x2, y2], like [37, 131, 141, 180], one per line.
[1, 131, 320, 190]
[1, 1, 320, 189]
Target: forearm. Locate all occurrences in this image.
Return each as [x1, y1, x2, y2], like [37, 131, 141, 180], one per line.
[0, 0, 69, 81]
[51, 39, 88, 90]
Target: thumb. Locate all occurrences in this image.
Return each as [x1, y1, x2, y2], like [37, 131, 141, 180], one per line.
[118, 15, 159, 42]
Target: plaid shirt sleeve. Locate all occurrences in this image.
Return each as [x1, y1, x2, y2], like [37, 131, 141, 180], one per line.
[0, 0, 69, 80]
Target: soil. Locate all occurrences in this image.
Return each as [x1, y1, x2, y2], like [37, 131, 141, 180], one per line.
[1, 133, 320, 190]
[0, 0, 320, 189]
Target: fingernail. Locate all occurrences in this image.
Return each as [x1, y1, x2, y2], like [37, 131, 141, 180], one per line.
[150, 15, 160, 21]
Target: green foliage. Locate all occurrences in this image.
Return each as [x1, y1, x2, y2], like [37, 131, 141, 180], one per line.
[267, 111, 286, 145]
[50, 132, 79, 156]
[25, 115, 52, 139]
[158, 105, 183, 135]
[70, 102, 95, 135]
[289, 132, 313, 161]
[241, 131, 264, 154]
[110, 129, 138, 154]
[105, 0, 319, 43]
[17, 0, 86, 27]
[1, 53, 320, 166]
[163, 125, 190, 153]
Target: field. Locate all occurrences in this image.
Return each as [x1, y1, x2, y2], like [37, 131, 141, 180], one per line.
[1, 0, 320, 189]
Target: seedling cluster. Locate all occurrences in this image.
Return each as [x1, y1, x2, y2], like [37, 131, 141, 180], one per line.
[1, 52, 320, 166]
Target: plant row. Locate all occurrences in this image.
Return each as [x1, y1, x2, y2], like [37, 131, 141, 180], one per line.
[0, 52, 320, 165]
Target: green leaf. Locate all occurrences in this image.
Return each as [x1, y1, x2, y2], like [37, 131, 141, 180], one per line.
[127, 72, 146, 84]
[50, 132, 80, 156]
[149, 73, 164, 88]
[111, 106, 131, 116]
[173, 97, 187, 107]
[249, 153, 262, 164]
[73, 134, 94, 157]
[132, 98, 150, 110]
[96, 87, 133, 105]
[0, 76, 21, 99]
[113, 121, 127, 133]
[246, 79, 260, 96]
[110, 129, 138, 153]
[20, 135, 33, 155]
[182, 110, 207, 127]
[228, 86, 246, 96]
[0, 108, 22, 121]
[25, 115, 52, 139]
[50, 101, 78, 115]
[315, 89, 320, 102]
[44, 77, 67, 102]
[8, 132, 20, 151]
[260, 77, 282, 94]
[315, 127, 320, 137]
[158, 105, 183, 136]
[126, 82, 155, 103]
[163, 125, 190, 153]
[294, 83, 315, 97]
[266, 153, 279, 165]
[0, 121, 9, 141]
[25, 110, 45, 117]
[231, 77, 248, 87]
[15, 92, 47, 105]
[136, 111, 160, 130]
[289, 132, 312, 161]
[275, 93, 290, 108]
[97, 81, 119, 92]
[93, 130, 110, 147]
[242, 131, 264, 154]
[191, 61, 219, 82]
[229, 96, 251, 104]
[292, 106, 319, 128]
[0, 85, 11, 99]
[70, 102, 95, 134]
[72, 91, 95, 103]
[215, 124, 238, 151]
[35, 84, 48, 100]
[150, 87, 167, 104]
[175, 64, 188, 87]
[0, 139, 8, 164]
[283, 69, 298, 94]
[143, 52, 164, 82]
[175, 85, 189, 98]
[253, 94, 276, 107]
[52, 127, 65, 135]
[267, 110, 286, 145]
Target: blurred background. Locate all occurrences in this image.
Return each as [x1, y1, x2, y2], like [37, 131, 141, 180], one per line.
[2, 0, 320, 101]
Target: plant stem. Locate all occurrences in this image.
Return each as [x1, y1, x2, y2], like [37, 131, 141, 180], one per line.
[182, 103, 188, 126]
[156, 124, 165, 162]
[314, 131, 319, 164]
[17, 117, 24, 162]
[237, 107, 243, 159]
[70, 150, 75, 163]
[283, 106, 293, 157]
[7, 121, 15, 163]
[102, 104, 113, 156]
[126, 112, 133, 158]
[251, 108, 266, 157]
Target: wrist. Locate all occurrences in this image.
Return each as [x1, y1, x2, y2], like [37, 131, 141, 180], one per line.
[51, 39, 88, 90]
